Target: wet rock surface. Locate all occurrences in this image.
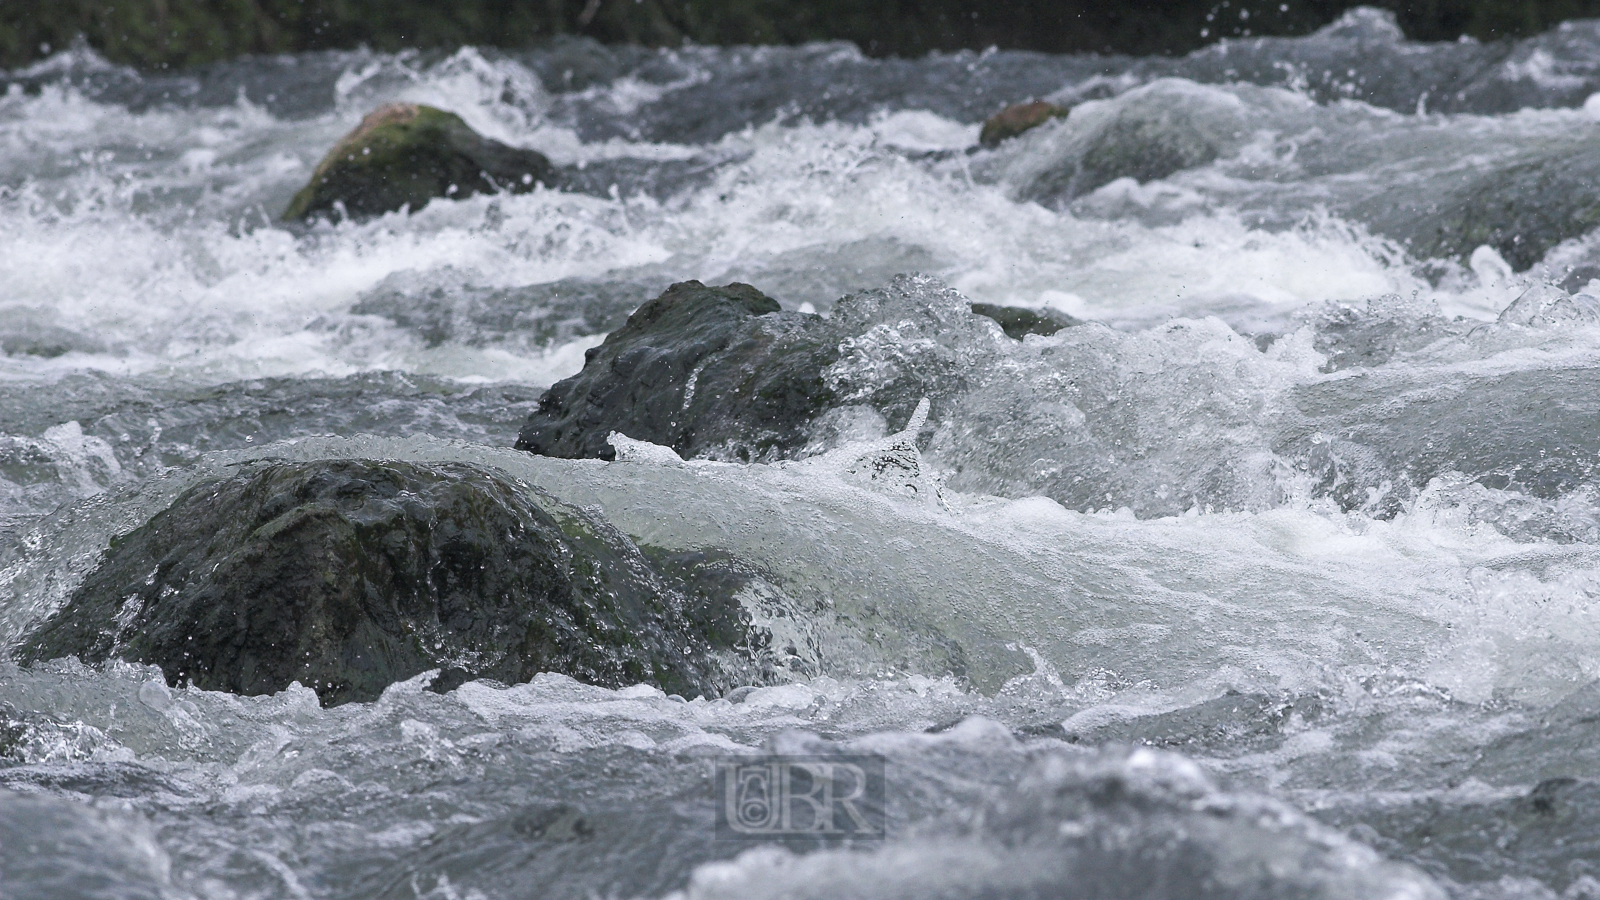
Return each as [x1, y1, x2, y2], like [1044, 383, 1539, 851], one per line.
[16, 458, 747, 704]
[978, 100, 1070, 147]
[283, 103, 560, 221]
[516, 280, 841, 462]
[1008, 78, 1251, 206]
[1356, 147, 1600, 272]
[970, 302, 1080, 339]
[516, 276, 1063, 463]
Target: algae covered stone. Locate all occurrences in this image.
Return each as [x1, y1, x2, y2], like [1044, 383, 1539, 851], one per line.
[979, 100, 1070, 147]
[16, 458, 742, 704]
[283, 103, 559, 221]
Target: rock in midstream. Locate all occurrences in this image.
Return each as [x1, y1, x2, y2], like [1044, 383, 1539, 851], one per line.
[515, 276, 1073, 462]
[1012, 79, 1246, 205]
[979, 100, 1070, 148]
[284, 103, 560, 221]
[515, 280, 842, 462]
[15, 459, 758, 704]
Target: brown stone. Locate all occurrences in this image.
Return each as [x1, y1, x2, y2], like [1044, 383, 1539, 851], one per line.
[979, 100, 1071, 148]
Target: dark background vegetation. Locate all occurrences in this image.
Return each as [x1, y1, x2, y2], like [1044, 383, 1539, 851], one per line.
[2, 0, 1598, 70]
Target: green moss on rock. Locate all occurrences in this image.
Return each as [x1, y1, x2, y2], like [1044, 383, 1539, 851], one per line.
[283, 103, 559, 221]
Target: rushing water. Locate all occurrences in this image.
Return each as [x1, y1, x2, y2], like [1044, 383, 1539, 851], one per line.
[10, 7, 1600, 898]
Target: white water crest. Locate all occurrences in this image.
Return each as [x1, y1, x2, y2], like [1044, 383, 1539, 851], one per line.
[8, 9, 1600, 899]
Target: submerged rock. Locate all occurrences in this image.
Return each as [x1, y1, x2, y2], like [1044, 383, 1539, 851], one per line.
[1013, 79, 1247, 204]
[16, 459, 743, 704]
[969, 302, 1080, 339]
[978, 100, 1070, 147]
[1358, 150, 1600, 271]
[283, 103, 559, 221]
[516, 280, 841, 462]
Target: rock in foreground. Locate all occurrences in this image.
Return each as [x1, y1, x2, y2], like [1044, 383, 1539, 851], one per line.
[283, 103, 559, 221]
[17, 459, 739, 704]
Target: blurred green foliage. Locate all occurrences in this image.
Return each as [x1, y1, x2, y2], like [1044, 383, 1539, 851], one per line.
[3, 0, 1599, 70]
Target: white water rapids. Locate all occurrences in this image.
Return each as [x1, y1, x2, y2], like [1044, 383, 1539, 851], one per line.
[8, 8, 1600, 898]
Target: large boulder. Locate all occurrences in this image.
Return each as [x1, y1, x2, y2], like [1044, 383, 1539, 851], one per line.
[516, 275, 1067, 463]
[515, 280, 842, 462]
[16, 459, 744, 704]
[283, 103, 560, 221]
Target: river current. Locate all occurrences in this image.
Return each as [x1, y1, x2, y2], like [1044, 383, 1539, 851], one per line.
[8, 8, 1600, 898]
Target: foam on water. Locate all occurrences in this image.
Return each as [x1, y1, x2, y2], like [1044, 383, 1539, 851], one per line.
[9, 16, 1600, 899]
[1, 45, 1536, 386]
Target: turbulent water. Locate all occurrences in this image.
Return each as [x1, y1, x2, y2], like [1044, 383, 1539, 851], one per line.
[12, 7, 1600, 897]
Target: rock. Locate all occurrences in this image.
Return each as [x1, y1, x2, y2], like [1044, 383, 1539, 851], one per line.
[16, 459, 745, 705]
[1365, 153, 1600, 271]
[1496, 283, 1600, 328]
[979, 100, 1070, 148]
[283, 103, 559, 221]
[1012, 80, 1248, 205]
[969, 302, 1080, 339]
[516, 275, 1020, 464]
[1074, 108, 1221, 196]
[515, 280, 842, 462]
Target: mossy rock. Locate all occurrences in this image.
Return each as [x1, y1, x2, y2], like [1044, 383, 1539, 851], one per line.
[283, 103, 560, 221]
[16, 459, 744, 704]
[979, 100, 1070, 148]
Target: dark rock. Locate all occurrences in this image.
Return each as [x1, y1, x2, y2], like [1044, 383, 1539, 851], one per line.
[516, 274, 1011, 464]
[283, 103, 560, 221]
[515, 280, 842, 462]
[979, 100, 1070, 147]
[642, 547, 820, 680]
[1560, 264, 1600, 294]
[16, 458, 745, 705]
[1075, 108, 1221, 195]
[969, 302, 1080, 339]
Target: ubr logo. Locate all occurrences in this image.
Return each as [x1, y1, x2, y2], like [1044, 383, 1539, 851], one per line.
[714, 755, 886, 841]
